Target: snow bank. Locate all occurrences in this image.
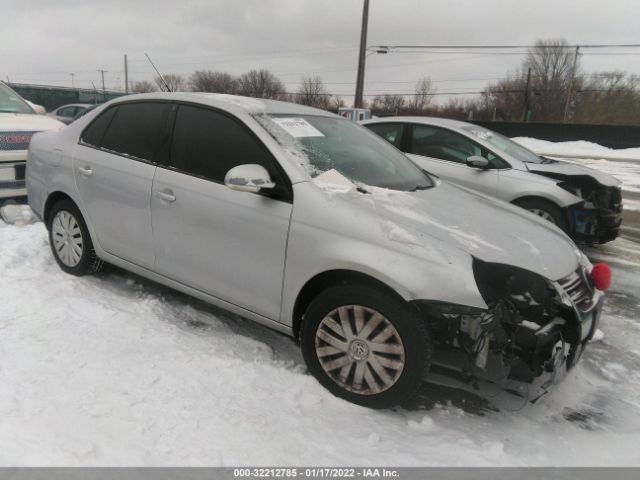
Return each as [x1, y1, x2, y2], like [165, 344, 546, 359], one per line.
[513, 138, 640, 161]
[513, 138, 640, 193]
[0, 204, 37, 225]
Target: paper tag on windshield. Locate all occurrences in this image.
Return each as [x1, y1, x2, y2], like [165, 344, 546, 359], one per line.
[272, 117, 324, 138]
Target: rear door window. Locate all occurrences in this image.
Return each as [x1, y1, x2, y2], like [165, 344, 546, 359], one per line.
[409, 124, 482, 164]
[365, 123, 405, 148]
[99, 102, 170, 162]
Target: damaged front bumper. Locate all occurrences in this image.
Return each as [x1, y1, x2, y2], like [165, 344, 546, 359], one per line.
[418, 260, 605, 403]
[568, 185, 623, 244]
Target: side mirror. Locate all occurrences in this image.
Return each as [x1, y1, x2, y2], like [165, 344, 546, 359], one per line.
[25, 100, 46, 115]
[224, 164, 275, 193]
[466, 155, 489, 169]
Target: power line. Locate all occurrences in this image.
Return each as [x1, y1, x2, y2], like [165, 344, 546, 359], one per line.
[370, 43, 640, 50]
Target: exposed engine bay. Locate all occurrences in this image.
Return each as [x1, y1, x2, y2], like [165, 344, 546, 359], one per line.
[418, 258, 604, 402]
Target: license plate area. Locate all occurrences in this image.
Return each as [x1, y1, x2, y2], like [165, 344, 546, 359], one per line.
[15, 164, 26, 180]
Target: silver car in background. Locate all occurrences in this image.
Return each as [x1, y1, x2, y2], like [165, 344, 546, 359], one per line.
[27, 93, 607, 408]
[48, 103, 94, 125]
[362, 117, 623, 244]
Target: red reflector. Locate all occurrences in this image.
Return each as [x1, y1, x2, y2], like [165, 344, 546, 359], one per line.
[591, 263, 612, 291]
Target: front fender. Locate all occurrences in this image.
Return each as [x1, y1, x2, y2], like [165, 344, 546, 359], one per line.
[499, 169, 583, 207]
[280, 183, 487, 326]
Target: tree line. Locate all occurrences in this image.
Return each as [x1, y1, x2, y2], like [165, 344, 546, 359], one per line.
[429, 39, 640, 125]
[130, 69, 437, 115]
[129, 38, 640, 125]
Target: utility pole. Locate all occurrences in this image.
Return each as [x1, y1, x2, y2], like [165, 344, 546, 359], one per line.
[98, 69, 107, 101]
[522, 67, 531, 122]
[70, 73, 75, 88]
[354, 0, 370, 109]
[91, 82, 99, 104]
[563, 46, 580, 123]
[124, 54, 129, 94]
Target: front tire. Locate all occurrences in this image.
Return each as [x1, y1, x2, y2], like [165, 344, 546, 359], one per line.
[301, 285, 431, 408]
[48, 199, 104, 276]
[515, 198, 569, 233]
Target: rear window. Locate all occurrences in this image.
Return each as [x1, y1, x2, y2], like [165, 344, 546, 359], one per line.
[81, 107, 118, 147]
[100, 103, 170, 162]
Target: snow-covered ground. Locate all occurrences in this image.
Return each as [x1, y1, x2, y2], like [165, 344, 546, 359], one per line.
[513, 138, 640, 194]
[1, 215, 639, 466]
[2, 138, 640, 466]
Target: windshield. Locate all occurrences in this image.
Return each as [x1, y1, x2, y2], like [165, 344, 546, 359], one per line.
[0, 83, 35, 114]
[257, 114, 433, 191]
[462, 125, 544, 164]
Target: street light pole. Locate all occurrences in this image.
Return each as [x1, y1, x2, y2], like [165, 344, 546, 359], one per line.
[354, 0, 370, 108]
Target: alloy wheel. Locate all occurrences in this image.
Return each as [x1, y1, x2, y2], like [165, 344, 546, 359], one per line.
[528, 208, 556, 224]
[315, 305, 405, 395]
[51, 210, 84, 267]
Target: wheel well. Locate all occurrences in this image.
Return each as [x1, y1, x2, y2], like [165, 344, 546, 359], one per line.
[292, 269, 405, 340]
[511, 195, 560, 210]
[512, 195, 571, 231]
[43, 191, 74, 226]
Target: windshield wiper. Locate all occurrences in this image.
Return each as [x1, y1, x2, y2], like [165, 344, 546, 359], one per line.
[409, 184, 431, 192]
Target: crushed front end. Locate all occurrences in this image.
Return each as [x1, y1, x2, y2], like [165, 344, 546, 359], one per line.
[537, 171, 623, 244]
[566, 183, 623, 244]
[418, 257, 605, 402]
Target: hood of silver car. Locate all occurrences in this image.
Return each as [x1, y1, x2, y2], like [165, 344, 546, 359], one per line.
[340, 179, 580, 281]
[526, 160, 622, 187]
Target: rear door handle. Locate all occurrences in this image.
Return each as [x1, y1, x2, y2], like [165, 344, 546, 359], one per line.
[155, 189, 176, 203]
[78, 166, 93, 176]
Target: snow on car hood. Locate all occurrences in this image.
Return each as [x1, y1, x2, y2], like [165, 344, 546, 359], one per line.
[0, 113, 64, 132]
[313, 170, 579, 281]
[526, 159, 622, 188]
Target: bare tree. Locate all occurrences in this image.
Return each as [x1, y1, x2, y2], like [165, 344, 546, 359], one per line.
[129, 80, 157, 93]
[371, 94, 406, 115]
[236, 69, 285, 99]
[408, 76, 435, 113]
[189, 70, 237, 93]
[574, 72, 640, 125]
[524, 38, 578, 121]
[295, 75, 331, 109]
[154, 73, 184, 92]
[331, 95, 345, 111]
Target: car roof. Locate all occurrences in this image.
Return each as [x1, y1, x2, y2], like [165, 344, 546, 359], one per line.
[362, 116, 475, 131]
[108, 92, 336, 117]
[57, 103, 94, 108]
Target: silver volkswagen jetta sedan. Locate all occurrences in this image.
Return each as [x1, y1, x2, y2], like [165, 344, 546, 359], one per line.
[27, 93, 608, 408]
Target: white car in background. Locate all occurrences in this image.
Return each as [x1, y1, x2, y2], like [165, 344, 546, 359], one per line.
[48, 103, 94, 125]
[362, 117, 623, 244]
[0, 81, 63, 201]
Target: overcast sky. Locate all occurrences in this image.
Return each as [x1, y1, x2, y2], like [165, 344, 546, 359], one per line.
[2, 0, 639, 104]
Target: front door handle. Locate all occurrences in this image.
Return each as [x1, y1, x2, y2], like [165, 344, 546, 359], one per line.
[155, 189, 176, 203]
[78, 166, 93, 176]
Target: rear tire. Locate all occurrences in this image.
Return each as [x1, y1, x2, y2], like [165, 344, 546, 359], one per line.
[47, 199, 104, 276]
[515, 198, 568, 233]
[300, 285, 431, 409]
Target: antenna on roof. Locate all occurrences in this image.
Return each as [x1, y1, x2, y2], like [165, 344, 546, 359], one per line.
[145, 53, 171, 92]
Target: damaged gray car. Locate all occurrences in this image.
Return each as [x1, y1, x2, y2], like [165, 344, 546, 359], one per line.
[27, 94, 611, 408]
[363, 117, 623, 244]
